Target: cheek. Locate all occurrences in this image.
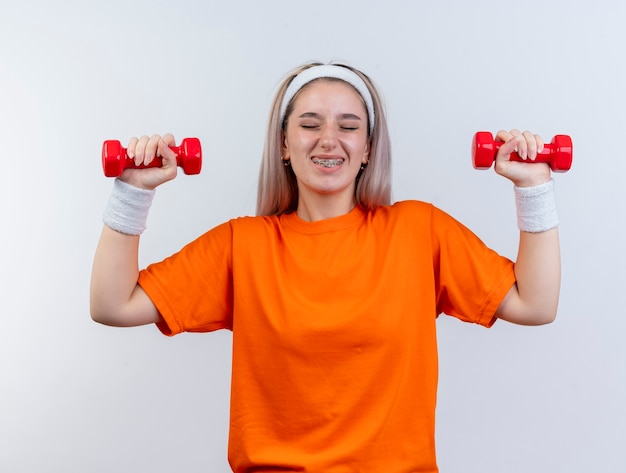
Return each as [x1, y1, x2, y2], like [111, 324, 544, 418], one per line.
[351, 138, 370, 158]
[283, 130, 301, 153]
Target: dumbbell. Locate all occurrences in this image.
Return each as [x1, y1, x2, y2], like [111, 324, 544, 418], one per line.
[102, 138, 202, 177]
[472, 131, 572, 172]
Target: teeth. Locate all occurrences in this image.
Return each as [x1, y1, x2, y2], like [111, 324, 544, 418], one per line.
[312, 158, 343, 168]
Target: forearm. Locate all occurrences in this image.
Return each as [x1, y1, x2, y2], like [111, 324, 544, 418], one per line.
[90, 226, 157, 326]
[506, 228, 561, 324]
[90, 224, 138, 316]
[90, 177, 161, 327]
[495, 181, 562, 325]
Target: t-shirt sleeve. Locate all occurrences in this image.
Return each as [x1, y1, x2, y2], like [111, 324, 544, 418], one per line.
[430, 206, 516, 327]
[137, 221, 234, 336]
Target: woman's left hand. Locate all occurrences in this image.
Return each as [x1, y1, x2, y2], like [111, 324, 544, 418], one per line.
[493, 129, 551, 188]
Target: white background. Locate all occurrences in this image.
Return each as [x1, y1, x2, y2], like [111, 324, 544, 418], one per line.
[1, 1, 624, 471]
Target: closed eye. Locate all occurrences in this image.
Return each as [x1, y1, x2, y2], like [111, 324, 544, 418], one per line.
[296, 112, 364, 131]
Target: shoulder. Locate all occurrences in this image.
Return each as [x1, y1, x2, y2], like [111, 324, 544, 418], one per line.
[229, 214, 280, 231]
[372, 200, 436, 224]
[388, 199, 434, 214]
[226, 215, 286, 244]
[375, 200, 472, 237]
[387, 200, 457, 220]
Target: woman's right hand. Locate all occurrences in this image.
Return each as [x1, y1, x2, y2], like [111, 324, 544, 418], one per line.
[120, 133, 179, 190]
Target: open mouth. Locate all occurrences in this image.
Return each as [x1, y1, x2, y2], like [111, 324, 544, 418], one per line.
[311, 157, 345, 168]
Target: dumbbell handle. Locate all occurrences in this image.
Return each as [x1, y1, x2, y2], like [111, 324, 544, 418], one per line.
[472, 131, 572, 172]
[102, 138, 202, 177]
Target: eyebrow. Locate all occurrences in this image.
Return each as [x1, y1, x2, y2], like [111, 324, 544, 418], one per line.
[297, 112, 362, 121]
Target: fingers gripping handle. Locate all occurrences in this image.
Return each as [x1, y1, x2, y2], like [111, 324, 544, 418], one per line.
[102, 138, 203, 177]
[471, 131, 573, 172]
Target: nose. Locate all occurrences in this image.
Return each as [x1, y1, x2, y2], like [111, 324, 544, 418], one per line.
[319, 125, 337, 150]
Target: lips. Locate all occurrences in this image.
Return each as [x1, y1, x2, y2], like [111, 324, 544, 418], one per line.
[311, 157, 345, 168]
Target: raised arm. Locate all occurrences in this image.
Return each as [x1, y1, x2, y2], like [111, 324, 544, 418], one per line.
[90, 134, 178, 327]
[492, 130, 561, 326]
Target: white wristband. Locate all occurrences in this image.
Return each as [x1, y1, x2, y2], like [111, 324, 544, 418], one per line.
[514, 179, 559, 233]
[103, 179, 155, 235]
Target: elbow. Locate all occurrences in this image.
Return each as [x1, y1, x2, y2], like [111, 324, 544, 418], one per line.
[90, 296, 120, 326]
[90, 304, 112, 326]
[89, 290, 126, 327]
[496, 296, 559, 326]
[531, 312, 557, 326]
[532, 298, 560, 325]
[523, 306, 558, 326]
[89, 293, 159, 328]
[90, 300, 102, 324]
[497, 284, 560, 326]
[539, 308, 558, 325]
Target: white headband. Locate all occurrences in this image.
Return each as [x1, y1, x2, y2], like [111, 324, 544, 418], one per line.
[279, 65, 375, 134]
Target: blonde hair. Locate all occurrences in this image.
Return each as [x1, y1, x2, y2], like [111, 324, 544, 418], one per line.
[256, 62, 392, 216]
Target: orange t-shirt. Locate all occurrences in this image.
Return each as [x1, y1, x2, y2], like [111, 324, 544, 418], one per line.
[138, 200, 515, 472]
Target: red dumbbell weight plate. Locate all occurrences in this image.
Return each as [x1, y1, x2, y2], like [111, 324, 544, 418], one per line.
[472, 131, 496, 169]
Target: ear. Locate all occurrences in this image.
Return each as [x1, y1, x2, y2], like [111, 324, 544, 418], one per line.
[362, 139, 371, 164]
[282, 132, 290, 160]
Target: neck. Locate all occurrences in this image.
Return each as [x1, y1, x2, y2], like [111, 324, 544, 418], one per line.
[296, 193, 357, 222]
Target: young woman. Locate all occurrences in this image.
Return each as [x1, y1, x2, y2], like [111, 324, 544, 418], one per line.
[91, 62, 560, 472]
